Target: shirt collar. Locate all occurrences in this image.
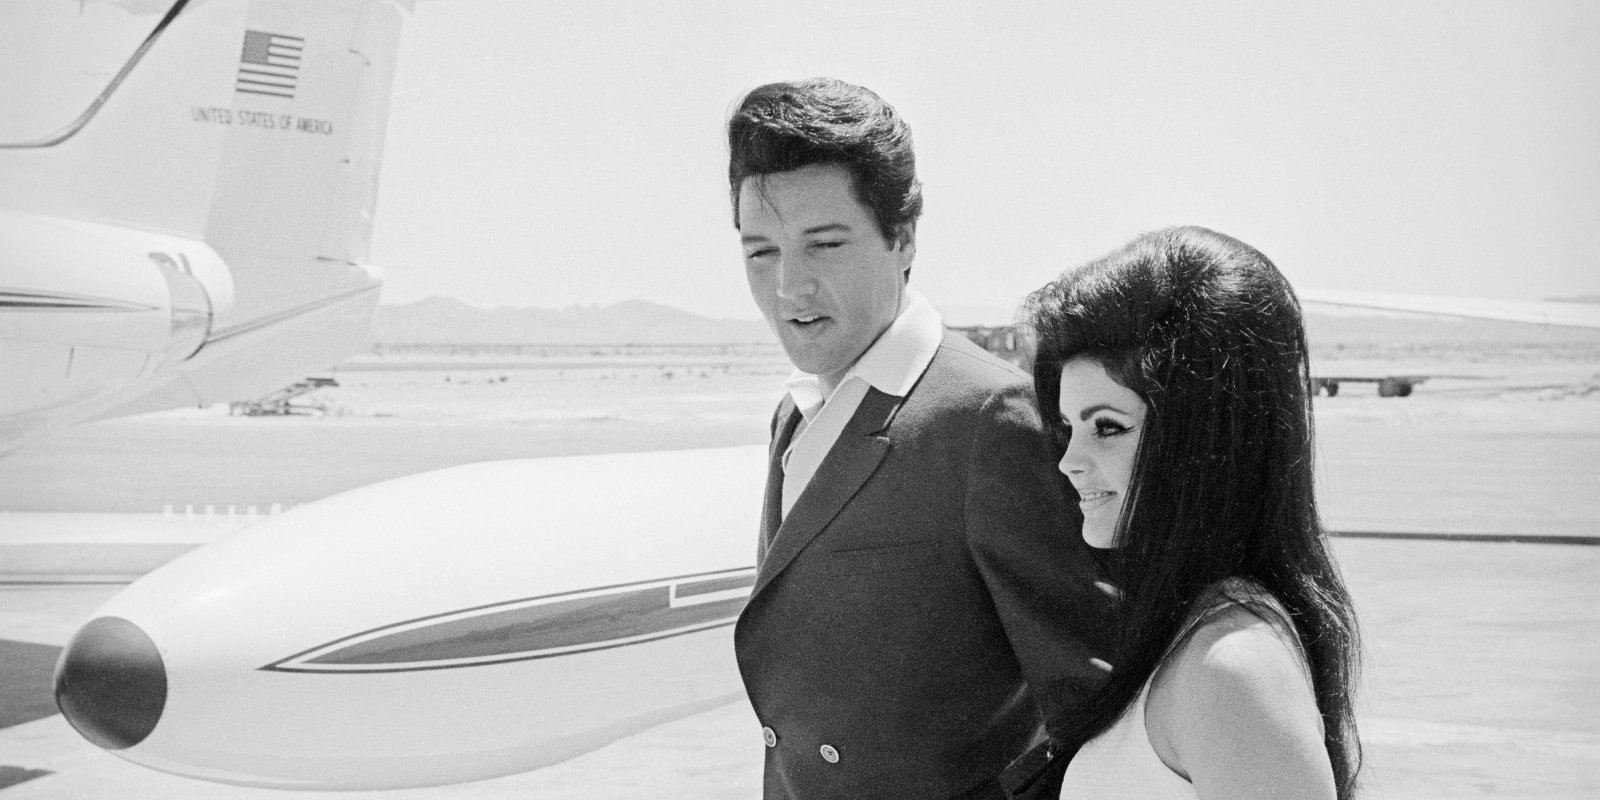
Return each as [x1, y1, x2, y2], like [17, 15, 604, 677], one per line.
[784, 289, 944, 419]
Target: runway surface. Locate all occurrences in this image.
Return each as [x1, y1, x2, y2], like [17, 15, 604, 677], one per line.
[2, 358, 1597, 798]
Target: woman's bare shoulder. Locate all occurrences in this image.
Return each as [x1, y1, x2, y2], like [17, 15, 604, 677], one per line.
[1145, 604, 1334, 800]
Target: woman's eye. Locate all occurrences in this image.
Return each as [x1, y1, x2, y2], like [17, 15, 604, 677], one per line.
[1092, 418, 1130, 438]
[745, 247, 776, 261]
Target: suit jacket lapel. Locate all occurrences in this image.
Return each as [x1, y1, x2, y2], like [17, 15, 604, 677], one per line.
[752, 387, 904, 598]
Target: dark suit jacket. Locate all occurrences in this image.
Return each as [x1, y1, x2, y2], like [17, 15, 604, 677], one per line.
[734, 332, 1113, 800]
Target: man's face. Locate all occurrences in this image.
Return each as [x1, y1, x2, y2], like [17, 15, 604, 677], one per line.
[737, 164, 913, 389]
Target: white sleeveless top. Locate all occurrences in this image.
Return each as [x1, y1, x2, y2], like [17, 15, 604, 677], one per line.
[1059, 579, 1303, 799]
[1058, 669, 1198, 798]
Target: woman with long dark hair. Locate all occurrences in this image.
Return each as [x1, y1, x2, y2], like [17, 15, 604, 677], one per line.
[1015, 226, 1362, 799]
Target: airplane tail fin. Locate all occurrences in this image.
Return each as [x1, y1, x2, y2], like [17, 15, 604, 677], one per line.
[2, 0, 410, 315]
[0, 0, 413, 428]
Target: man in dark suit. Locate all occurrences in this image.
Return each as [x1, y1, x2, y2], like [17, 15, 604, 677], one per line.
[727, 78, 1112, 799]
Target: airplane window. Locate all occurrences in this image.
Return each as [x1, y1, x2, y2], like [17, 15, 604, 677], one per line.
[0, 1, 180, 145]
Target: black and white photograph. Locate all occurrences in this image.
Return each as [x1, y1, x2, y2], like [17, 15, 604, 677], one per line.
[1, 1, 1596, 798]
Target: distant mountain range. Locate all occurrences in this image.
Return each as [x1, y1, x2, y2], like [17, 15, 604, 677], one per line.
[373, 297, 1034, 345]
[374, 297, 776, 345]
[375, 296, 1600, 346]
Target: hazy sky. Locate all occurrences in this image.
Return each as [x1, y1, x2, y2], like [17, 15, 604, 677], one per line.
[369, 0, 1600, 320]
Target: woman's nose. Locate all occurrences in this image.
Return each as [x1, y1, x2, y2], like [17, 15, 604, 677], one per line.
[1058, 446, 1087, 478]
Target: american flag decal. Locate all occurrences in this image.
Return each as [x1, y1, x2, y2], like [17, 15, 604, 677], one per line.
[236, 30, 303, 99]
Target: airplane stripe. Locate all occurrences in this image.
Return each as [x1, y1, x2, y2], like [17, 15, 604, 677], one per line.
[205, 284, 379, 344]
[268, 619, 740, 674]
[310, 613, 743, 671]
[675, 572, 757, 597]
[0, 290, 158, 312]
[304, 593, 745, 666]
[320, 587, 672, 664]
[261, 567, 756, 673]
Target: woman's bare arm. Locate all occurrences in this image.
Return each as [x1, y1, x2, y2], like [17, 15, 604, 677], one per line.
[1145, 605, 1336, 800]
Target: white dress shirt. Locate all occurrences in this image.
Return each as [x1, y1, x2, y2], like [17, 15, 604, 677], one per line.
[781, 290, 944, 517]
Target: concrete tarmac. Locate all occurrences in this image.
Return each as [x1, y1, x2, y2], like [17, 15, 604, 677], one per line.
[2, 359, 1597, 798]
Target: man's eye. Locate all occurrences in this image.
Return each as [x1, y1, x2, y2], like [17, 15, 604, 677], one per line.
[811, 240, 845, 251]
[746, 248, 777, 261]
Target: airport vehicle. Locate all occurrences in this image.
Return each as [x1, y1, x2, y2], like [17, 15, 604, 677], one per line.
[1307, 374, 1481, 397]
[1309, 375, 1423, 397]
[949, 324, 1031, 369]
[1296, 289, 1599, 397]
[954, 319, 1579, 400]
[227, 376, 339, 415]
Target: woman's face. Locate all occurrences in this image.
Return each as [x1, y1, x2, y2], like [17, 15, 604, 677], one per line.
[1056, 357, 1147, 549]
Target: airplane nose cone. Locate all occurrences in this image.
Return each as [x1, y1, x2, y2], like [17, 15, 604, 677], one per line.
[54, 616, 166, 750]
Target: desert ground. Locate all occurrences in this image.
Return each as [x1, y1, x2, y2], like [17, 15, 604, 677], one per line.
[1, 329, 1597, 798]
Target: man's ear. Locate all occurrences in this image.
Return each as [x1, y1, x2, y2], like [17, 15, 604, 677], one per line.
[893, 225, 916, 277]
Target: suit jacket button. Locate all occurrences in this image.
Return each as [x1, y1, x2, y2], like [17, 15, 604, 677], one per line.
[819, 744, 839, 763]
[762, 727, 777, 747]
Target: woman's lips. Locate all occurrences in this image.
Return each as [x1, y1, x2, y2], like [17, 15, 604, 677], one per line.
[1077, 489, 1117, 509]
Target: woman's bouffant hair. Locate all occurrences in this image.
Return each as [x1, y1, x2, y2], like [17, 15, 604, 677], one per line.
[1025, 225, 1362, 799]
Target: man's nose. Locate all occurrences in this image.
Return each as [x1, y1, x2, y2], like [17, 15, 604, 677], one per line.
[774, 256, 815, 301]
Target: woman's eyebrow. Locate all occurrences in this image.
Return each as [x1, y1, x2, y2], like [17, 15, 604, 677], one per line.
[1076, 403, 1129, 421]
